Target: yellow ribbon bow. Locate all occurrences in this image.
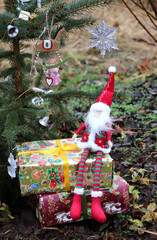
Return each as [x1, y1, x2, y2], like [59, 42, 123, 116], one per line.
[17, 139, 80, 191]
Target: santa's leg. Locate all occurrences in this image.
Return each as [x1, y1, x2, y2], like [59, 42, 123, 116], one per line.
[91, 151, 106, 223]
[70, 148, 90, 220]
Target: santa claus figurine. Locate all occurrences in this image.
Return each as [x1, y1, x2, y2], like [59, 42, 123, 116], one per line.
[70, 66, 116, 223]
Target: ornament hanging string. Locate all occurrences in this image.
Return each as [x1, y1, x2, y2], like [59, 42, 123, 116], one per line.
[30, 12, 55, 76]
[16, 87, 33, 100]
[30, 25, 49, 75]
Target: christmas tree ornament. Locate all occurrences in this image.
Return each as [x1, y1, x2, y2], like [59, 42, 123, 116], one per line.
[7, 25, 19, 38]
[7, 153, 17, 179]
[39, 116, 53, 129]
[32, 96, 44, 106]
[39, 116, 49, 127]
[17, 0, 30, 3]
[88, 19, 119, 58]
[19, 10, 30, 21]
[32, 87, 54, 95]
[35, 28, 68, 52]
[45, 77, 53, 87]
[70, 66, 116, 223]
[29, 13, 38, 22]
[37, 0, 41, 8]
[45, 58, 61, 87]
[5, 75, 11, 82]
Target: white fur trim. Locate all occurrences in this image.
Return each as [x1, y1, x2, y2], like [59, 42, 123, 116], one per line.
[77, 140, 111, 154]
[108, 66, 116, 73]
[74, 187, 84, 195]
[90, 102, 110, 113]
[91, 191, 103, 198]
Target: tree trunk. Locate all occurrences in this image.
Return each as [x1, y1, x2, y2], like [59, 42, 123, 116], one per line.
[13, 39, 23, 94]
[9, 0, 23, 95]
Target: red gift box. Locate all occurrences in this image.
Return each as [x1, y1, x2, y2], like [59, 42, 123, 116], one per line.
[29, 174, 130, 227]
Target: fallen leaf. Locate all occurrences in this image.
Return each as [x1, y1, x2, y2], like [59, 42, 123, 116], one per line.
[147, 203, 156, 212]
[141, 202, 157, 224]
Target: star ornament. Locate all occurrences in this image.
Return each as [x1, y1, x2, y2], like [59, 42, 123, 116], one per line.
[88, 19, 119, 58]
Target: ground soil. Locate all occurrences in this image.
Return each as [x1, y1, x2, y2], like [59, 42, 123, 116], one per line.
[0, 1, 157, 239]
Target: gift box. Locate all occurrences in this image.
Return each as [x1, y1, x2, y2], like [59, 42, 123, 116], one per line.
[29, 174, 130, 227]
[17, 138, 114, 196]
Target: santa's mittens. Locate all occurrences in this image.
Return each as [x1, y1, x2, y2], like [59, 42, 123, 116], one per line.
[70, 191, 83, 220]
[91, 194, 106, 223]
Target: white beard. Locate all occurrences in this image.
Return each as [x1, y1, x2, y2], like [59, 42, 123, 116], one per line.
[77, 106, 113, 154]
[85, 109, 112, 135]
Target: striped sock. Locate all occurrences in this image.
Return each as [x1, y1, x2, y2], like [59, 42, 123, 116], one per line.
[76, 148, 90, 188]
[93, 151, 103, 191]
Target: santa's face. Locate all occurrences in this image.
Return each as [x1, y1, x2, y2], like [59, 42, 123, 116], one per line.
[94, 110, 103, 118]
[85, 107, 112, 134]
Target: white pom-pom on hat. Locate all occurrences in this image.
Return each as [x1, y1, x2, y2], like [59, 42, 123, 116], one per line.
[108, 66, 116, 73]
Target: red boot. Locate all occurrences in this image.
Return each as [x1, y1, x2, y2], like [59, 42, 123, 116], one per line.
[70, 188, 84, 220]
[91, 191, 106, 223]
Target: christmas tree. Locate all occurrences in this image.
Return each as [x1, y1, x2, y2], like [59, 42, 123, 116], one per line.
[0, 0, 114, 203]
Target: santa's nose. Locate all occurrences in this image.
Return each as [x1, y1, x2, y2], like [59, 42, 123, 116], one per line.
[94, 111, 102, 118]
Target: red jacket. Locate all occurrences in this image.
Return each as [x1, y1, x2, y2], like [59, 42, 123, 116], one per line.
[75, 123, 111, 150]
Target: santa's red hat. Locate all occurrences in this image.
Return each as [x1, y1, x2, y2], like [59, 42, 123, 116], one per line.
[90, 66, 116, 113]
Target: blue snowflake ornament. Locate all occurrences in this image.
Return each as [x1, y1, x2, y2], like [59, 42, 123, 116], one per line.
[88, 19, 119, 58]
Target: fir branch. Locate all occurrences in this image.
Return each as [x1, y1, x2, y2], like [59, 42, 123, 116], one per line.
[59, 0, 114, 20]
[25, 56, 71, 70]
[0, 49, 13, 59]
[63, 16, 96, 31]
[0, 67, 16, 78]
[35, 1, 65, 28]
[33, 0, 113, 33]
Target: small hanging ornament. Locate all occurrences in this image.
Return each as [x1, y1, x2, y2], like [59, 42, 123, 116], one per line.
[45, 58, 61, 87]
[39, 116, 49, 127]
[5, 75, 11, 82]
[32, 96, 44, 106]
[35, 28, 68, 52]
[17, 0, 30, 3]
[37, 0, 41, 8]
[45, 77, 53, 87]
[29, 13, 38, 22]
[19, 10, 30, 21]
[39, 116, 53, 129]
[88, 18, 119, 58]
[32, 87, 54, 95]
[7, 25, 19, 38]
[7, 153, 17, 179]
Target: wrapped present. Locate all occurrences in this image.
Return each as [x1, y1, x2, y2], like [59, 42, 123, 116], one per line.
[17, 138, 114, 196]
[29, 174, 130, 227]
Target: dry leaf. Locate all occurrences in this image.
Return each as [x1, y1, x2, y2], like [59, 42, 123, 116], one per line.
[141, 202, 157, 224]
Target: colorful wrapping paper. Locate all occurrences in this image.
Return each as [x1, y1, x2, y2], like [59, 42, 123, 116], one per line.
[29, 174, 130, 227]
[17, 138, 114, 196]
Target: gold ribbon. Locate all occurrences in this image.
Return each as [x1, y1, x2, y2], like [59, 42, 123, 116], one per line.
[17, 140, 80, 191]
